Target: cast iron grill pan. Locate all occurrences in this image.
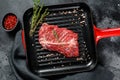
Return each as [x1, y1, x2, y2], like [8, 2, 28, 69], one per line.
[23, 3, 97, 77]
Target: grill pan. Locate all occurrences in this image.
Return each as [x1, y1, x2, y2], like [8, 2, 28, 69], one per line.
[22, 3, 120, 77]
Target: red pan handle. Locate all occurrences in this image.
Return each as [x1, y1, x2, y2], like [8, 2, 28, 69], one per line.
[21, 29, 26, 52]
[21, 30, 28, 64]
[94, 25, 120, 44]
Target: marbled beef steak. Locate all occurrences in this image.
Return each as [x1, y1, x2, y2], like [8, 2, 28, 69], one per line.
[39, 23, 79, 57]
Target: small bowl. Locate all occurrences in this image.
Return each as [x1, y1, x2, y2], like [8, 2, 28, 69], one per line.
[2, 13, 20, 32]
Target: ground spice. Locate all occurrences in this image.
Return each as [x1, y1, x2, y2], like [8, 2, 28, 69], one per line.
[4, 14, 17, 30]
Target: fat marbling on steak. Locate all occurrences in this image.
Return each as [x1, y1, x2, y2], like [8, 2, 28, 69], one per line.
[38, 23, 79, 57]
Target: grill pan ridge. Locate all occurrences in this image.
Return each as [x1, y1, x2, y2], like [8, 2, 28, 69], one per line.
[23, 3, 97, 77]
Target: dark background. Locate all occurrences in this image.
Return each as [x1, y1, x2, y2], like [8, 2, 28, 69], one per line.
[0, 0, 120, 80]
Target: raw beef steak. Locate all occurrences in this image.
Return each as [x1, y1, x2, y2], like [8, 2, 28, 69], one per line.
[39, 23, 79, 57]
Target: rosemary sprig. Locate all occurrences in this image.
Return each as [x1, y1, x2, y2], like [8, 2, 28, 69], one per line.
[29, 0, 49, 37]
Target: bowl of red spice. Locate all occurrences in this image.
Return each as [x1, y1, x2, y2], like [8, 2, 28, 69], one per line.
[2, 13, 20, 32]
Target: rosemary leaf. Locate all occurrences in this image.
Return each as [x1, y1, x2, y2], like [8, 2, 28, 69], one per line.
[52, 30, 59, 42]
[36, 8, 49, 26]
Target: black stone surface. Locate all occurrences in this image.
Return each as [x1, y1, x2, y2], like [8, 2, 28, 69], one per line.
[0, 0, 120, 80]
